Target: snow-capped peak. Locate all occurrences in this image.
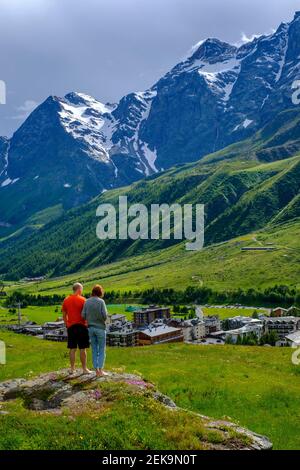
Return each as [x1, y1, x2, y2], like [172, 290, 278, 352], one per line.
[1, 10, 300, 209]
[64, 92, 115, 114]
[57, 88, 159, 176]
[189, 38, 237, 63]
[58, 93, 117, 163]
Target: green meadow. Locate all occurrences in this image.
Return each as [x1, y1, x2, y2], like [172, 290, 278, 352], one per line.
[0, 304, 141, 325]
[4, 220, 299, 298]
[0, 302, 267, 326]
[0, 331, 300, 450]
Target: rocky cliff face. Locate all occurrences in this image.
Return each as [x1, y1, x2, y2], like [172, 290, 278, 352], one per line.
[143, 14, 300, 168]
[0, 137, 9, 181]
[0, 369, 272, 451]
[1, 13, 300, 227]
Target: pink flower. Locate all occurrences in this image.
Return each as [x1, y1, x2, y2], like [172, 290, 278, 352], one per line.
[94, 390, 102, 400]
[126, 380, 152, 388]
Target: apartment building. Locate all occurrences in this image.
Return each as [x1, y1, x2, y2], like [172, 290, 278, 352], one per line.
[264, 317, 300, 339]
[134, 306, 171, 326]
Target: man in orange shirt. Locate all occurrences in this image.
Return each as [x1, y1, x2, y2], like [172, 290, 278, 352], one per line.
[62, 282, 91, 374]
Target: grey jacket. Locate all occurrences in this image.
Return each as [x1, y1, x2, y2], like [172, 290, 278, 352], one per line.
[82, 297, 108, 330]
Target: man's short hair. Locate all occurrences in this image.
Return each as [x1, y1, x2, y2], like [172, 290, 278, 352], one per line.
[73, 282, 83, 293]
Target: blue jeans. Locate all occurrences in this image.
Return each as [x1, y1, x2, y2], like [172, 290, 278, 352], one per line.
[88, 327, 106, 369]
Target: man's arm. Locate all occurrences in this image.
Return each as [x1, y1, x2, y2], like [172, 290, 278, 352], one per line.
[62, 311, 68, 326]
[82, 302, 87, 320]
[62, 301, 68, 327]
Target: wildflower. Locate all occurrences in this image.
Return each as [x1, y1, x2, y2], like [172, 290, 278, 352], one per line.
[94, 390, 102, 400]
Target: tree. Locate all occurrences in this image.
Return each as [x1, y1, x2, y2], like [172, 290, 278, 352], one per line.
[260, 331, 279, 346]
[225, 335, 234, 345]
[222, 319, 230, 331]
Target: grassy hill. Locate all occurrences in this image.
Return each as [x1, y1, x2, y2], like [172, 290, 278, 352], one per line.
[4, 218, 299, 298]
[1, 331, 300, 450]
[0, 154, 299, 281]
[0, 109, 299, 282]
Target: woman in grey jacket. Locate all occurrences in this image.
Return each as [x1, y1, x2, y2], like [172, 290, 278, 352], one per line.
[82, 285, 108, 377]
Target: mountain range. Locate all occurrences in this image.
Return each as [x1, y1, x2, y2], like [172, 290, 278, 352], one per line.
[1, 12, 300, 230]
[0, 12, 300, 280]
[1, 109, 300, 280]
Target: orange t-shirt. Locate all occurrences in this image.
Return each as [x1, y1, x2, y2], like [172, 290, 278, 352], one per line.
[62, 295, 87, 328]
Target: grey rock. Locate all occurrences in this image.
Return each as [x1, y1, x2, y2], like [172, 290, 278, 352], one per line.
[152, 391, 177, 408]
[205, 420, 273, 451]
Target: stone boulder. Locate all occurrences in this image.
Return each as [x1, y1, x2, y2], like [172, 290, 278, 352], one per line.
[0, 369, 272, 450]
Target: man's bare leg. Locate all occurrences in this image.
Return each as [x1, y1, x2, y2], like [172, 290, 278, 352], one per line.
[80, 349, 91, 374]
[69, 349, 76, 373]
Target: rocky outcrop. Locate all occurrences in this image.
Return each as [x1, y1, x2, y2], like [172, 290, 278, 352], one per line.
[0, 370, 272, 450]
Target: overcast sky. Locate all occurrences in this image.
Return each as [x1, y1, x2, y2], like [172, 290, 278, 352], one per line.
[0, 0, 299, 137]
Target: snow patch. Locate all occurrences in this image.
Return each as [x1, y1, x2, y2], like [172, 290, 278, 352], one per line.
[242, 119, 253, 128]
[275, 35, 289, 83]
[1, 177, 20, 187]
[130, 90, 159, 175]
[141, 143, 158, 175]
[59, 93, 117, 163]
[197, 58, 242, 102]
[233, 119, 254, 131]
[0, 141, 10, 179]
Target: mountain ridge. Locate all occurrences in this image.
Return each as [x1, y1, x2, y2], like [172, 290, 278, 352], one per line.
[1, 12, 300, 232]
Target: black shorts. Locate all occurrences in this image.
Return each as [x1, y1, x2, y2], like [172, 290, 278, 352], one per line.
[67, 324, 90, 349]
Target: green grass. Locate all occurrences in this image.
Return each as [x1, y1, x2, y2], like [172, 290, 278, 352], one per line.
[1, 150, 299, 281]
[3, 303, 265, 325]
[6, 219, 300, 297]
[0, 304, 142, 325]
[202, 307, 267, 319]
[21, 306, 62, 324]
[0, 391, 230, 450]
[1, 331, 300, 449]
[0, 303, 266, 325]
